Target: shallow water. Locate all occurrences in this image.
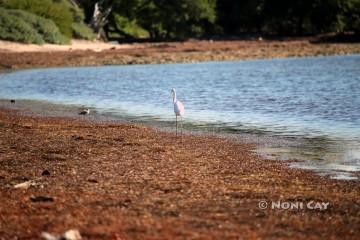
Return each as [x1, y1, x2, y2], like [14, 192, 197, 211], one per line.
[0, 55, 359, 179]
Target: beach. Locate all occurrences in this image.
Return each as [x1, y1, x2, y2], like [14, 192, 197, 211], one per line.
[0, 38, 360, 239]
[0, 106, 359, 239]
[1, 39, 360, 70]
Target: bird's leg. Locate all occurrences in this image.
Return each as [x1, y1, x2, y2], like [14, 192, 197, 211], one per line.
[176, 116, 178, 137]
[181, 116, 183, 135]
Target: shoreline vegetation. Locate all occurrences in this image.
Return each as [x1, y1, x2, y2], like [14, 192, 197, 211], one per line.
[1, 38, 360, 71]
[0, 107, 359, 239]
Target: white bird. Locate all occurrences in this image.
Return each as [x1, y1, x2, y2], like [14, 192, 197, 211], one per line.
[171, 88, 185, 136]
[79, 108, 90, 115]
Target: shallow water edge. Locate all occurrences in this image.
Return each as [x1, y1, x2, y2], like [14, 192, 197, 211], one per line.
[1, 98, 358, 181]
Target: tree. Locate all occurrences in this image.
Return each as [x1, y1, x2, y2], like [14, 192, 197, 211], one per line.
[90, 1, 112, 40]
[100, 0, 217, 40]
[262, 0, 314, 35]
[217, 0, 265, 35]
[72, 0, 360, 40]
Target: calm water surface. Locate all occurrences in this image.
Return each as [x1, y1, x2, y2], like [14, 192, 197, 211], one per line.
[1, 55, 359, 179]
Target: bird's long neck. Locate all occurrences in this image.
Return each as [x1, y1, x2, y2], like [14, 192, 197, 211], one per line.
[173, 92, 177, 103]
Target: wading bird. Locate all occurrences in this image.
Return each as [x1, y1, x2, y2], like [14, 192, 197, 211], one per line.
[171, 88, 184, 136]
[79, 108, 90, 115]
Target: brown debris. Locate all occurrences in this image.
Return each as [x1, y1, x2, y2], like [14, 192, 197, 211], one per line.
[0, 108, 359, 239]
[1, 40, 360, 71]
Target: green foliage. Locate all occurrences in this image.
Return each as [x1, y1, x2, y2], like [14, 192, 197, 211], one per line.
[61, 0, 95, 39]
[105, 0, 217, 39]
[2, 0, 73, 38]
[339, 0, 360, 33]
[0, 7, 44, 44]
[61, 0, 86, 23]
[2, 0, 359, 43]
[8, 8, 69, 44]
[0, 7, 69, 44]
[217, 0, 360, 36]
[75, 0, 360, 38]
[72, 22, 96, 39]
[110, 14, 148, 38]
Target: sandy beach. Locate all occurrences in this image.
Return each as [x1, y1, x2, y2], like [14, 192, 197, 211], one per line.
[0, 40, 141, 53]
[0, 38, 360, 239]
[1, 39, 360, 70]
[0, 106, 359, 239]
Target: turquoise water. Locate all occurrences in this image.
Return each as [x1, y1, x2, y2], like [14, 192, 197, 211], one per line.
[1, 55, 359, 179]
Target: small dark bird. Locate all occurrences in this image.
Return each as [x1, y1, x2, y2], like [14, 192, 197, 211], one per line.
[79, 108, 90, 115]
[10, 99, 15, 104]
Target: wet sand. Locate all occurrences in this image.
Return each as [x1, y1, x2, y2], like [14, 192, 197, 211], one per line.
[1, 39, 360, 70]
[0, 107, 359, 239]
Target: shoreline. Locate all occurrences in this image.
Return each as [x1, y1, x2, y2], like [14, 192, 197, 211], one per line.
[1, 39, 360, 238]
[0, 96, 359, 182]
[0, 106, 359, 239]
[1, 39, 360, 70]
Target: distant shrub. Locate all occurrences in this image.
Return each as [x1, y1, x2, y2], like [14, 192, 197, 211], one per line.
[9, 9, 70, 44]
[0, 7, 69, 44]
[72, 22, 96, 40]
[63, 0, 95, 40]
[61, 0, 85, 23]
[113, 14, 149, 38]
[2, 0, 73, 38]
[0, 8, 44, 44]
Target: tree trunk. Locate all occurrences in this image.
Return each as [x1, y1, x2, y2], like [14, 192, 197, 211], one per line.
[90, 1, 112, 41]
[69, 0, 80, 8]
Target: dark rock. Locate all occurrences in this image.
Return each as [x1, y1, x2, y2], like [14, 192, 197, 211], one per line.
[255, 211, 266, 218]
[30, 195, 54, 202]
[42, 170, 50, 176]
[72, 135, 84, 141]
[10, 99, 15, 103]
[87, 178, 98, 183]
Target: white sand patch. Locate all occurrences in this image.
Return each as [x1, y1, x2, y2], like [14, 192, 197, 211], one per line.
[0, 39, 141, 53]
